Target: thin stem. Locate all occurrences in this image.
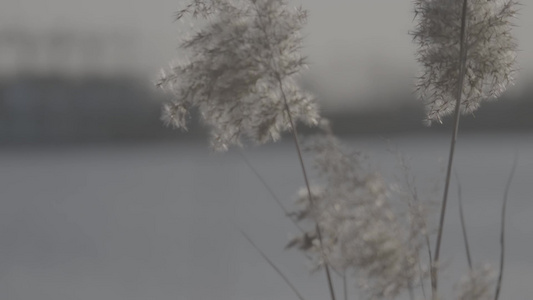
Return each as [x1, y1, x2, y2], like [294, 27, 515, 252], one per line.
[237, 151, 319, 263]
[343, 270, 348, 300]
[250, 4, 335, 298]
[238, 151, 305, 234]
[240, 230, 307, 300]
[455, 171, 473, 270]
[494, 155, 518, 300]
[431, 0, 469, 295]
[418, 258, 427, 300]
[397, 152, 430, 300]
[277, 75, 336, 300]
[425, 233, 433, 282]
[408, 282, 415, 300]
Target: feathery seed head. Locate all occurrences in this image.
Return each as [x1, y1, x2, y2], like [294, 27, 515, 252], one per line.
[288, 134, 428, 299]
[456, 264, 495, 300]
[412, 0, 519, 125]
[158, 0, 319, 150]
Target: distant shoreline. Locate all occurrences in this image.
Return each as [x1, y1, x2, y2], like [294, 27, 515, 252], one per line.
[1, 75, 532, 145]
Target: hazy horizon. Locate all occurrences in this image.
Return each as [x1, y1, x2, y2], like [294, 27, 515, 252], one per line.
[1, 0, 532, 109]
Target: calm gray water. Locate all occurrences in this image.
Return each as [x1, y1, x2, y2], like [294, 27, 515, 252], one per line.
[0, 133, 532, 300]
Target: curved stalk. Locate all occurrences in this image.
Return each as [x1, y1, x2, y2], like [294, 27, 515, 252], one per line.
[494, 156, 518, 300]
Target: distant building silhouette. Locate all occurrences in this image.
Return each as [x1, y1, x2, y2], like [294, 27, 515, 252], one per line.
[0, 75, 177, 144]
[0, 28, 182, 144]
[0, 28, 532, 144]
[0, 28, 140, 77]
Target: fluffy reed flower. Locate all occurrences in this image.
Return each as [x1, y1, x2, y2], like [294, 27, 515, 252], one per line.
[456, 264, 495, 300]
[157, 0, 319, 150]
[288, 133, 427, 299]
[412, 0, 519, 125]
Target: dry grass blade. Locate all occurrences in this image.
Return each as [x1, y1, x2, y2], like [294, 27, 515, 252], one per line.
[494, 155, 518, 300]
[239, 229, 307, 300]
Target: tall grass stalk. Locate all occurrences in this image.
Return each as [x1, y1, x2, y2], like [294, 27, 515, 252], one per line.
[412, 0, 518, 296]
[432, 0, 469, 294]
[157, 0, 335, 298]
[455, 172, 473, 271]
[494, 155, 518, 300]
[278, 77, 337, 300]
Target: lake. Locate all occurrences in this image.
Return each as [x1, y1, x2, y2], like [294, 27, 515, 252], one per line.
[0, 132, 531, 300]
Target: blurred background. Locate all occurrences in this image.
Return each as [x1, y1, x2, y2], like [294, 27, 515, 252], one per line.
[1, 0, 532, 299]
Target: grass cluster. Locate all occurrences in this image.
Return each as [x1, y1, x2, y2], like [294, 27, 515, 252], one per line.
[157, 0, 521, 299]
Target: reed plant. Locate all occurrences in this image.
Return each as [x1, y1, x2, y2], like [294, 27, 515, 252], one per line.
[157, 0, 521, 299]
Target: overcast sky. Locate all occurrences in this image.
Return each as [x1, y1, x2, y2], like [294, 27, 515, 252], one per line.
[1, 0, 532, 107]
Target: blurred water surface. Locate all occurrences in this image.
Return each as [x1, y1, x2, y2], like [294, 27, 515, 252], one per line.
[0, 133, 532, 300]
